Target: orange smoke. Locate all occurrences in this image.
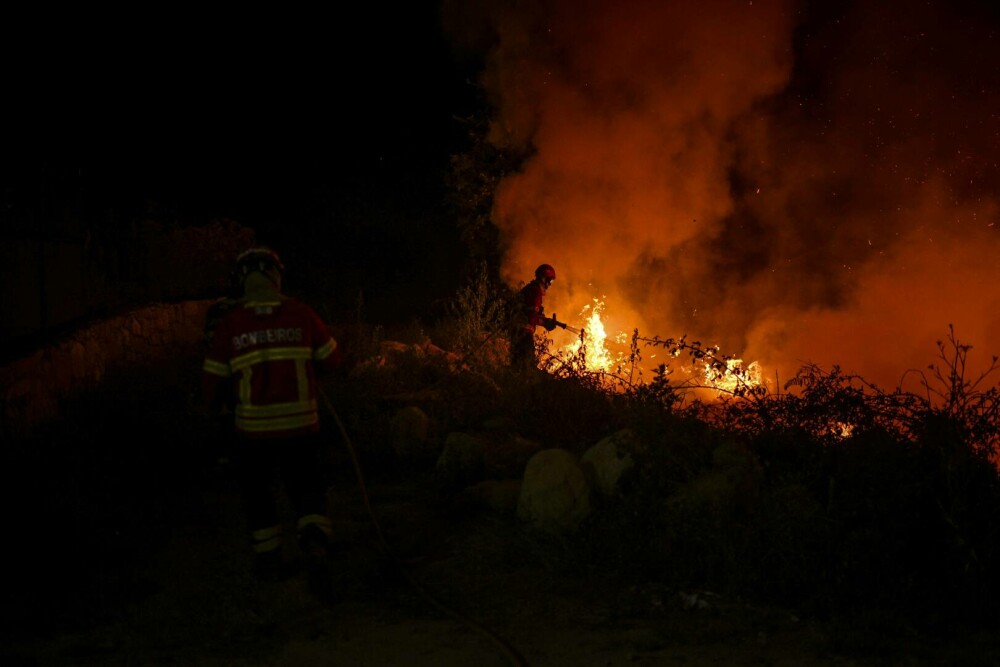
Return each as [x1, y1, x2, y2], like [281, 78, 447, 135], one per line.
[444, 0, 1000, 392]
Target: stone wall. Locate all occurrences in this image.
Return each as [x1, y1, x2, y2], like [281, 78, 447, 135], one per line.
[1, 300, 214, 439]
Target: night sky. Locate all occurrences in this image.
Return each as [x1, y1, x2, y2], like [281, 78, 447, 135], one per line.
[4, 2, 475, 220]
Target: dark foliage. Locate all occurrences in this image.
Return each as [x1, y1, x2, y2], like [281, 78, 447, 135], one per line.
[444, 110, 534, 285]
[543, 325, 1000, 631]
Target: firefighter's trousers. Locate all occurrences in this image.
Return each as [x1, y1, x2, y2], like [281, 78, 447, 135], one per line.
[234, 432, 332, 555]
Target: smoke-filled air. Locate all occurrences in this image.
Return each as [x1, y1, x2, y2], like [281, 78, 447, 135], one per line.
[443, 0, 1000, 392]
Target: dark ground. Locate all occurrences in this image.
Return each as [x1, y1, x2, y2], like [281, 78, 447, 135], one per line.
[4, 354, 1000, 667]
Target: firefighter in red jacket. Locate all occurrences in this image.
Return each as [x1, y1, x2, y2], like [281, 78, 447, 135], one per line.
[510, 263, 558, 371]
[202, 246, 342, 580]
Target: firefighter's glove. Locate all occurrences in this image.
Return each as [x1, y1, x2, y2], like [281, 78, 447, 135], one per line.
[543, 318, 557, 332]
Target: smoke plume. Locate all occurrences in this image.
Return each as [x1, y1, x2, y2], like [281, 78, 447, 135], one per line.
[444, 0, 1000, 390]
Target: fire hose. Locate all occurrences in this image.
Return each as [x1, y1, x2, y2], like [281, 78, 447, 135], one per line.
[548, 313, 582, 335]
[318, 386, 531, 667]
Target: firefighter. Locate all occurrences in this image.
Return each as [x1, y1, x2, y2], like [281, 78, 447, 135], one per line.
[202, 246, 343, 581]
[510, 263, 558, 371]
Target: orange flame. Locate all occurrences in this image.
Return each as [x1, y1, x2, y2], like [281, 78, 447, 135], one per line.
[549, 297, 765, 399]
[561, 299, 621, 373]
[703, 358, 764, 396]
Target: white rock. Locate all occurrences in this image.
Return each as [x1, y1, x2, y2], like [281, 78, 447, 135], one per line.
[581, 429, 636, 497]
[517, 448, 591, 532]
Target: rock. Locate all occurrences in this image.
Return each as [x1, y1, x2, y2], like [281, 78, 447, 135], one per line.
[435, 432, 486, 487]
[389, 405, 438, 463]
[517, 448, 591, 532]
[581, 429, 637, 497]
[484, 433, 543, 478]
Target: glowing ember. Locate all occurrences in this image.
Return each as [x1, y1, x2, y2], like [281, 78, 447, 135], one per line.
[830, 422, 855, 439]
[704, 358, 763, 396]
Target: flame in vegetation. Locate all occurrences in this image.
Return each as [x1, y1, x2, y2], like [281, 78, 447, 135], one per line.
[831, 422, 855, 439]
[560, 299, 619, 373]
[551, 297, 765, 397]
[704, 358, 763, 397]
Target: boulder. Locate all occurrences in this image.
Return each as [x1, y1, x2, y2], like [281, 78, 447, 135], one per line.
[389, 405, 436, 462]
[581, 429, 637, 497]
[485, 433, 543, 478]
[517, 448, 591, 532]
[435, 432, 486, 487]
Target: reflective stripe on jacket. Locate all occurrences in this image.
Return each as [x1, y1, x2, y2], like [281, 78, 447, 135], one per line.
[202, 297, 339, 439]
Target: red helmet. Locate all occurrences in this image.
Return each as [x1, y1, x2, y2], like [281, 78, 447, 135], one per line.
[535, 264, 556, 282]
[235, 246, 285, 284]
